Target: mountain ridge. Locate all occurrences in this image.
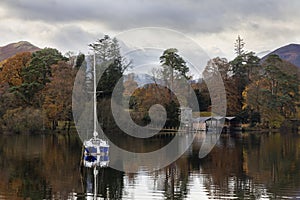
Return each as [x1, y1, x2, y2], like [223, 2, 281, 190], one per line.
[262, 43, 300, 68]
[0, 41, 40, 62]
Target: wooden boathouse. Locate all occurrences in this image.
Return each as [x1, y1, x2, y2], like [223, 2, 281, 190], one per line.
[192, 116, 241, 133]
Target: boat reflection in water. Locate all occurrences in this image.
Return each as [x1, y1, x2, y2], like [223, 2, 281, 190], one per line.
[81, 135, 109, 199]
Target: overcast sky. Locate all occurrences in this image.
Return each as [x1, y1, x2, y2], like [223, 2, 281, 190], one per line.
[1, 0, 300, 60]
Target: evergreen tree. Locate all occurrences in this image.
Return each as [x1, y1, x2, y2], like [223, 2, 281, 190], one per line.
[234, 35, 245, 56]
[160, 48, 191, 84]
[243, 55, 299, 127]
[159, 48, 190, 128]
[12, 48, 67, 106]
[230, 52, 260, 115]
[89, 35, 130, 98]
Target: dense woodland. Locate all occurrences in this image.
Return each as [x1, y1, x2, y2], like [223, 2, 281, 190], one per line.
[0, 35, 299, 133]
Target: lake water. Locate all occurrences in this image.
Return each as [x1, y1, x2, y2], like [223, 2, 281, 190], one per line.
[0, 131, 299, 199]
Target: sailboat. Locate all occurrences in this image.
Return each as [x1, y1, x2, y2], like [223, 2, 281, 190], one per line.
[82, 53, 110, 169]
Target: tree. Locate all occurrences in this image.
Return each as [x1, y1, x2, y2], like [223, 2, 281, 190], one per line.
[0, 87, 24, 119]
[160, 48, 191, 87]
[2, 107, 43, 133]
[203, 57, 240, 115]
[64, 51, 85, 69]
[0, 52, 32, 87]
[130, 83, 180, 127]
[74, 53, 85, 69]
[88, 35, 130, 129]
[190, 81, 211, 111]
[159, 48, 191, 125]
[12, 48, 67, 106]
[203, 57, 230, 81]
[230, 52, 261, 115]
[243, 55, 299, 127]
[234, 35, 245, 56]
[89, 35, 130, 98]
[159, 48, 191, 117]
[262, 55, 299, 118]
[123, 73, 138, 97]
[42, 61, 77, 130]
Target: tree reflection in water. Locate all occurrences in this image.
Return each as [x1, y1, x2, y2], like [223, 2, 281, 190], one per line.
[0, 131, 299, 199]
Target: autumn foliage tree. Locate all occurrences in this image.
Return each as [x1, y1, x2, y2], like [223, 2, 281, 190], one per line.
[123, 73, 138, 97]
[0, 48, 73, 133]
[0, 52, 32, 87]
[42, 61, 77, 130]
[0, 52, 35, 132]
[203, 57, 241, 116]
[130, 84, 180, 127]
[243, 55, 300, 128]
[12, 48, 67, 106]
[230, 52, 260, 115]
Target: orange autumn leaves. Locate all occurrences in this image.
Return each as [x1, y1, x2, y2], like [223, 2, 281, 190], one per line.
[42, 61, 76, 125]
[0, 50, 77, 131]
[0, 52, 32, 87]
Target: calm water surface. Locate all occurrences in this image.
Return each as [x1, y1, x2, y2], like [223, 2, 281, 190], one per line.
[0, 131, 299, 199]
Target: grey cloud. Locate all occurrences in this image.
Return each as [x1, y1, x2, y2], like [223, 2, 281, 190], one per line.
[2, 0, 300, 59]
[0, 0, 296, 34]
[49, 25, 100, 53]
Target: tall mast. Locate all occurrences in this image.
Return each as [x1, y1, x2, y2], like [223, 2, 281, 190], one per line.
[93, 53, 98, 138]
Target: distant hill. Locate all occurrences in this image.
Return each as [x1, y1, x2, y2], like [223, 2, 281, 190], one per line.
[262, 44, 300, 68]
[0, 41, 40, 62]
